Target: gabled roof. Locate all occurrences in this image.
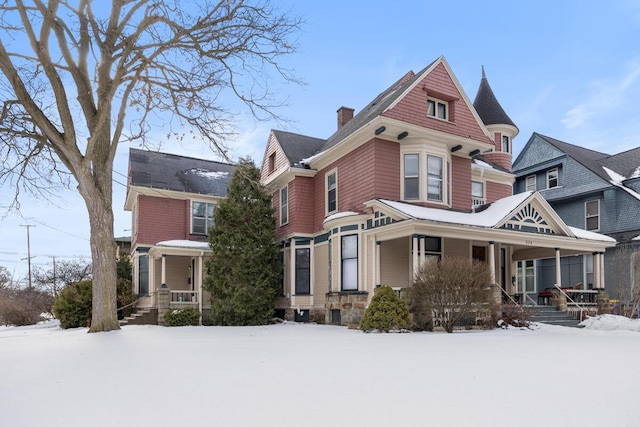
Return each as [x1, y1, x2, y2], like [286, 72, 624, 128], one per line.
[533, 133, 609, 179]
[600, 146, 640, 179]
[472, 67, 517, 129]
[272, 129, 325, 165]
[319, 66, 427, 153]
[128, 148, 236, 197]
[368, 192, 615, 243]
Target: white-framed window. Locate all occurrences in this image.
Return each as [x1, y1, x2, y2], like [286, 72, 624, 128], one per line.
[471, 180, 485, 207]
[517, 260, 536, 294]
[191, 201, 215, 235]
[341, 234, 358, 291]
[326, 170, 337, 214]
[280, 186, 288, 226]
[427, 98, 448, 120]
[404, 154, 419, 200]
[427, 155, 443, 202]
[526, 175, 536, 192]
[584, 253, 593, 289]
[502, 135, 510, 153]
[585, 199, 599, 231]
[547, 168, 558, 189]
[401, 148, 450, 205]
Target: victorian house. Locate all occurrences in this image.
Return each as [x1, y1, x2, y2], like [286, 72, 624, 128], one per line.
[259, 56, 615, 324]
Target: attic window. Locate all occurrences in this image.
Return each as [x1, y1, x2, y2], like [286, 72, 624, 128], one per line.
[427, 98, 448, 120]
[547, 168, 558, 189]
[268, 153, 275, 174]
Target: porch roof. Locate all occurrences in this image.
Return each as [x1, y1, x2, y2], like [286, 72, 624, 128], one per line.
[367, 192, 616, 245]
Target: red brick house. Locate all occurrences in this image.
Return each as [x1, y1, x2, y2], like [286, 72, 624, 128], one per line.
[260, 56, 615, 324]
[124, 149, 236, 324]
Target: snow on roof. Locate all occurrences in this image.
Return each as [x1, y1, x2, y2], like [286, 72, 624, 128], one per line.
[603, 166, 640, 201]
[323, 211, 359, 226]
[633, 235, 640, 241]
[156, 240, 210, 249]
[472, 159, 496, 170]
[631, 166, 640, 179]
[378, 192, 531, 228]
[567, 226, 616, 243]
[189, 169, 229, 179]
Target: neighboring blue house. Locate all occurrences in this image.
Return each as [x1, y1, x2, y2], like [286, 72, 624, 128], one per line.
[513, 132, 640, 307]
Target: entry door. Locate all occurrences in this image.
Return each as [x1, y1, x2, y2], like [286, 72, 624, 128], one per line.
[516, 260, 536, 301]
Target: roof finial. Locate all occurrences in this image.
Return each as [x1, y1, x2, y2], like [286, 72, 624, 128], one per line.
[481, 65, 486, 79]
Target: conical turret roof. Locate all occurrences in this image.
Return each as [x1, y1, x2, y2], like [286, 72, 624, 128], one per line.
[473, 67, 517, 130]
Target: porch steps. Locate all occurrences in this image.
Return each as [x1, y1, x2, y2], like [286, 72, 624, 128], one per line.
[529, 305, 582, 328]
[119, 308, 158, 326]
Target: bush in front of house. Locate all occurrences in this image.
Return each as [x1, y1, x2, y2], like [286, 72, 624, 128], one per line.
[52, 278, 136, 329]
[360, 285, 409, 332]
[410, 257, 494, 333]
[52, 280, 93, 329]
[164, 308, 201, 326]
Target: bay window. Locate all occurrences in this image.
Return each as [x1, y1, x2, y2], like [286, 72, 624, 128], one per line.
[427, 155, 443, 202]
[401, 149, 450, 205]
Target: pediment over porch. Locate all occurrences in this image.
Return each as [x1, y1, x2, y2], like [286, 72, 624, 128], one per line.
[363, 193, 616, 249]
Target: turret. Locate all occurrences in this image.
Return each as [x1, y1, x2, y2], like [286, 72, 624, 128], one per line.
[473, 66, 518, 171]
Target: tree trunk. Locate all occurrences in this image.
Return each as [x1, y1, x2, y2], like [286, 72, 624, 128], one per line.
[84, 189, 120, 332]
[75, 150, 120, 332]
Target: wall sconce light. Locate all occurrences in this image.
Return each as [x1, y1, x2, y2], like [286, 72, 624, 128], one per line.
[397, 131, 408, 140]
[469, 149, 480, 157]
[451, 145, 462, 153]
[375, 126, 386, 135]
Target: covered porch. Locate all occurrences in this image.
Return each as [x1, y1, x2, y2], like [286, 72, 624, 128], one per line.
[361, 193, 616, 319]
[135, 240, 212, 324]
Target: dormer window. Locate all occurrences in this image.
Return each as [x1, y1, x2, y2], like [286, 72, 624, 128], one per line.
[547, 168, 558, 189]
[427, 98, 448, 120]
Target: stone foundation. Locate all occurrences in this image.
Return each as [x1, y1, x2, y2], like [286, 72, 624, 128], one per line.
[325, 291, 369, 325]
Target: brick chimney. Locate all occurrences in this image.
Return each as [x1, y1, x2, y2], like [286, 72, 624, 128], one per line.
[337, 106, 354, 130]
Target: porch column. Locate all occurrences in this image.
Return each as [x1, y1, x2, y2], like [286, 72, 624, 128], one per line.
[198, 253, 203, 324]
[412, 235, 419, 276]
[161, 254, 167, 286]
[555, 248, 561, 288]
[593, 252, 600, 289]
[488, 241, 496, 284]
[600, 252, 606, 289]
[419, 236, 426, 270]
[375, 241, 381, 287]
[290, 239, 296, 306]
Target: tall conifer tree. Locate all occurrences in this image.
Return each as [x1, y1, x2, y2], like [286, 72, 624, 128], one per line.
[205, 158, 280, 325]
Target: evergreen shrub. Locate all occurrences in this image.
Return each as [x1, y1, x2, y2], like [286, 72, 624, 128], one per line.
[164, 308, 200, 326]
[52, 280, 92, 329]
[359, 285, 409, 332]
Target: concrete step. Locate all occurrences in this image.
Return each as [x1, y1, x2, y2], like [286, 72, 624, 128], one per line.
[119, 308, 157, 326]
[529, 306, 582, 328]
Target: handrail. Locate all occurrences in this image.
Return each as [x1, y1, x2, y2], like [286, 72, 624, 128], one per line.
[493, 283, 522, 309]
[117, 292, 154, 313]
[554, 284, 586, 321]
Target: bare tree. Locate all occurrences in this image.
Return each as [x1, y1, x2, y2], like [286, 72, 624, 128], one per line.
[411, 257, 493, 333]
[33, 258, 91, 298]
[0, 1, 301, 331]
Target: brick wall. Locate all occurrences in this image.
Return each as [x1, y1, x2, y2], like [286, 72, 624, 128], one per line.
[135, 195, 194, 246]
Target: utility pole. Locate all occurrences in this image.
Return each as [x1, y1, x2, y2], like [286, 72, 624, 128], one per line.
[20, 224, 35, 288]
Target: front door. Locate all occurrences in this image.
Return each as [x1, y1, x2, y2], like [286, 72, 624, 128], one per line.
[516, 260, 536, 304]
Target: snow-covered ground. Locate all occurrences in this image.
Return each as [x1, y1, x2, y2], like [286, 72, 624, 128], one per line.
[1, 316, 638, 427]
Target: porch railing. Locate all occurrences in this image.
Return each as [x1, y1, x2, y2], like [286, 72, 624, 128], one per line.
[170, 290, 198, 304]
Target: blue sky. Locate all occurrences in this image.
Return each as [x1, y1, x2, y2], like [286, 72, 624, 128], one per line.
[2, 1, 640, 279]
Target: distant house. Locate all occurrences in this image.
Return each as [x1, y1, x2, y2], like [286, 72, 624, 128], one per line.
[513, 133, 640, 303]
[124, 148, 236, 323]
[259, 56, 615, 324]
